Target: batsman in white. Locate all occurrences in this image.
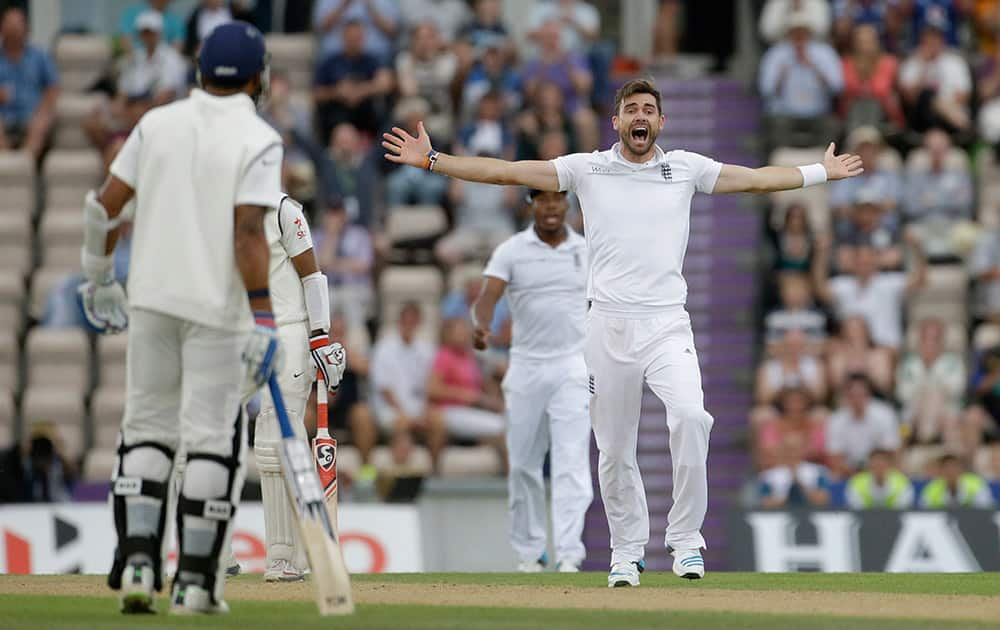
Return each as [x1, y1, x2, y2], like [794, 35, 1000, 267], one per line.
[78, 22, 286, 614]
[383, 78, 863, 586]
[253, 193, 346, 582]
[472, 189, 592, 573]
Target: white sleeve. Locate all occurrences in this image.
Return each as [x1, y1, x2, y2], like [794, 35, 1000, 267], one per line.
[482, 239, 514, 282]
[109, 123, 143, 188]
[551, 153, 591, 193]
[825, 417, 846, 455]
[277, 196, 314, 258]
[898, 58, 919, 88]
[236, 142, 284, 208]
[878, 407, 902, 450]
[681, 150, 723, 194]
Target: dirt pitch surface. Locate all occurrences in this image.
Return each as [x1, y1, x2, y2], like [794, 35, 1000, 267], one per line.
[2, 574, 999, 624]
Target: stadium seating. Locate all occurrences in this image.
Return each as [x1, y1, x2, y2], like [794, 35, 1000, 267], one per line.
[378, 266, 444, 340]
[370, 445, 434, 477]
[0, 212, 33, 275]
[0, 388, 14, 447]
[29, 266, 73, 322]
[263, 33, 316, 92]
[0, 329, 17, 391]
[438, 446, 504, 478]
[53, 93, 104, 151]
[53, 34, 111, 93]
[42, 150, 103, 208]
[24, 327, 91, 395]
[0, 150, 36, 216]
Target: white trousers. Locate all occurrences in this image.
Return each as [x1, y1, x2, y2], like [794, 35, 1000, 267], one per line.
[585, 306, 714, 566]
[502, 354, 593, 565]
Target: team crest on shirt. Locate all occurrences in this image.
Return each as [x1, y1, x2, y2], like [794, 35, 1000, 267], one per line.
[661, 162, 673, 182]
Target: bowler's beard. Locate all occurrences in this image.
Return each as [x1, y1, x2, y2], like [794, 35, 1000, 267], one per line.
[618, 125, 660, 160]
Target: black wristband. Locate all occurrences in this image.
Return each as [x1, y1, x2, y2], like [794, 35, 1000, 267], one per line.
[247, 288, 270, 300]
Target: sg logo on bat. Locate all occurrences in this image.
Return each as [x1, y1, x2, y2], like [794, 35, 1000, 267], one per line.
[315, 443, 337, 472]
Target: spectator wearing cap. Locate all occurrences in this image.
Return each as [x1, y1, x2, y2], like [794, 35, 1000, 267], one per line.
[528, 0, 600, 56]
[758, 432, 831, 508]
[0, 7, 58, 159]
[903, 128, 975, 261]
[117, 0, 186, 54]
[899, 14, 972, 134]
[845, 449, 914, 509]
[758, 11, 843, 149]
[182, 0, 256, 59]
[839, 22, 905, 130]
[896, 318, 965, 448]
[398, 0, 471, 44]
[312, 0, 399, 65]
[919, 454, 995, 508]
[118, 11, 189, 107]
[760, 0, 831, 44]
[970, 228, 1000, 321]
[834, 185, 902, 274]
[826, 374, 901, 479]
[313, 19, 394, 140]
[395, 21, 458, 143]
[828, 126, 902, 217]
[384, 97, 448, 208]
[314, 192, 374, 334]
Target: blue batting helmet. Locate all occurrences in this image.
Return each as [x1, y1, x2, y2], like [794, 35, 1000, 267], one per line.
[197, 21, 268, 87]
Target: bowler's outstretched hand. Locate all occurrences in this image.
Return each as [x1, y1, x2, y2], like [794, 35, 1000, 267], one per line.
[823, 142, 864, 181]
[383, 122, 432, 168]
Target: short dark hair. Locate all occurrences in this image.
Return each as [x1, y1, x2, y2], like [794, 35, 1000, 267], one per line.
[614, 78, 662, 115]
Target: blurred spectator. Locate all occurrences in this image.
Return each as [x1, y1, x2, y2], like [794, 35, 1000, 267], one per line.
[765, 272, 827, 352]
[845, 448, 914, 509]
[521, 19, 598, 152]
[321, 121, 380, 226]
[315, 193, 374, 334]
[977, 34, 1000, 150]
[398, 0, 471, 44]
[904, 128, 975, 261]
[758, 11, 843, 149]
[84, 90, 153, 173]
[261, 69, 323, 204]
[370, 302, 447, 464]
[896, 318, 966, 448]
[435, 174, 517, 265]
[770, 203, 814, 272]
[314, 19, 394, 139]
[458, 0, 511, 51]
[964, 345, 1000, 461]
[828, 126, 903, 217]
[758, 432, 831, 508]
[427, 318, 506, 445]
[813, 237, 926, 350]
[528, 0, 600, 56]
[826, 374, 901, 479]
[899, 16, 972, 134]
[826, 315, 895, 396]
[441, 275, 510, 338]
[0, 7, 58, 159]
[903, 0, 965, 48]
[756, 329, 827, 406]
[117, 0, 186, 54]
[972, 0, 1000, 56]
[0, 425, 76, 503]
[970, 229, 1000, 321]
[652, 0, 683, 62]
[456, 91, 513, 160]
[516, 82, 578, 160]
[834, 187, 902, 274]
[760, 0, 831, 44]
[753, 386, 826, 468]
[839, 23, 905, 131]
[918, 454, 995, 508]
[832, 1, 903, 54]
[312, 0, 399, 65]
[183, 0, 256, 59]
[395, 21, 458, 142]
[458, 38, 522, 124]
[384, 97, 447, 207]
[117, 11, 189, 107]
[326, 310, 376, 464]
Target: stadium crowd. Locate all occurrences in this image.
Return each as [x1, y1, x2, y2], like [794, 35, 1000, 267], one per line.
[754, 0, 1000, 510]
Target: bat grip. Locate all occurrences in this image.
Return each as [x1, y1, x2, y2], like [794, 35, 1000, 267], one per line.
[268, 374, 296, 440]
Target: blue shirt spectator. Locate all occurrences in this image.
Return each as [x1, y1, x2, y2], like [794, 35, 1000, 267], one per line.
[460, 43, 522, 120]
[312, 0, 400, 65]
[118, 0, 186, 51]
[0, 41, 57, 128]
[458, 0, 510, 50]
[909, 0, 960, 47]
[441, 281, 509, 336]
[759, 21, 843, 118]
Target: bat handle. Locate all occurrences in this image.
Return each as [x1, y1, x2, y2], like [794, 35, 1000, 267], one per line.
[316, 369, 330, 437]
[268, 374, 296, 440]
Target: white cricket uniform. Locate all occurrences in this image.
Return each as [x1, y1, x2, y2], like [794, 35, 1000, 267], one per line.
[253, 194, 316, 569]
[483, 225, 593, 567]
[552, 143, 722, 564]
[109, 88, 282, 597]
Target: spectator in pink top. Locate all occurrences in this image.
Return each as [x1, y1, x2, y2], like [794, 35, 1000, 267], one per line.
[427, 318, 506, 445]
[840, 23, 905, 130]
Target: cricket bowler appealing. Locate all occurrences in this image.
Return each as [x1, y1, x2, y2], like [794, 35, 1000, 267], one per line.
[383, 78, 862, 587]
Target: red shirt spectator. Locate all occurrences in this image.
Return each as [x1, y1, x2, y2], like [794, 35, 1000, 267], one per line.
[430, 337, 483, 407]
[840, 23, 905, 128]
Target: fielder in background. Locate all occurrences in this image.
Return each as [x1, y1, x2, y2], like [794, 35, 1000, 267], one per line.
[383, 77, 862, 587]
[473, 189, 593, 573]
[253, 193, 346, 583]
[79, 22, 285, 614]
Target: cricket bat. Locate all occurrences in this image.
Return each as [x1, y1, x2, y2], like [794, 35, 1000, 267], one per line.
[312, 371, 339, 534]
[268, 375, 353, 615]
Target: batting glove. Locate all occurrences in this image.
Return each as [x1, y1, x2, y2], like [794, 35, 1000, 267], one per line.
[78, 276, 128, 334]
[243, 312, 284, 388]
[310, 332, 346, 393]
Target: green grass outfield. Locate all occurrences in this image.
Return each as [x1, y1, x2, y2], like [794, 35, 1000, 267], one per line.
[0, 572, 998, 630]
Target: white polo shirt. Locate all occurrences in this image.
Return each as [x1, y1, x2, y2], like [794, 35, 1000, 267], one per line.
[268, 195, 314, 327]
[552, 143, 722, 313]
[483, 225, 588, 362]
[110, 89, 283, 331]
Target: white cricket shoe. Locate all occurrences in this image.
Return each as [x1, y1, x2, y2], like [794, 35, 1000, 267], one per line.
[556, 561, 580, 573]
[671, 548, 705, 579]
[263, 559, 306, 583]
[169, 583, 229, 615]
[607, 559, 644, 588]
[517, 552, 547, 573]
[119, 563, 156, 614]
